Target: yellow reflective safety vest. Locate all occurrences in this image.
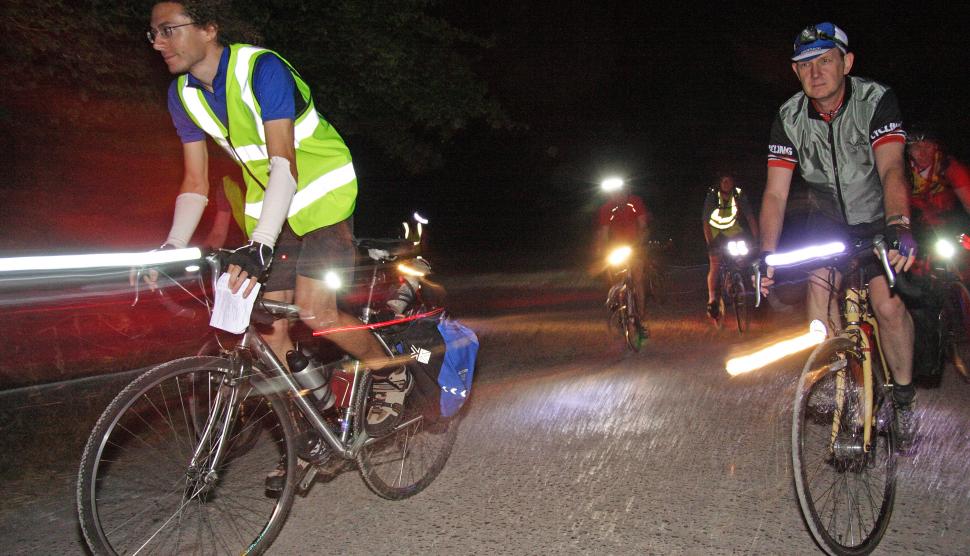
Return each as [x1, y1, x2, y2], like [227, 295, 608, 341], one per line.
[708, 188, 743, 236]
[176, 44, 356, 237]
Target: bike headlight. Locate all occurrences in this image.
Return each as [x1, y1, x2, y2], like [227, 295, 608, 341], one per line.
[740, 241, 749, 256]
[935, 238, 956, 260]
[607, 245, 632, 266]
[729, 240, 749, 257]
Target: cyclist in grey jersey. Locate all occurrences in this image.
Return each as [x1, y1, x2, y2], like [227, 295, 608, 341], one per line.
[757, 22, 919, 452]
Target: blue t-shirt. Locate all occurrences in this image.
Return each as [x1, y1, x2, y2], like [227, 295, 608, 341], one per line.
[167, 47, 298, 144]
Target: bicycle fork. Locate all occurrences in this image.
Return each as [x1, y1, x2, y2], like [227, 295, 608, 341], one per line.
[185, 355, 246, 491]
[831, 288, 881, 457]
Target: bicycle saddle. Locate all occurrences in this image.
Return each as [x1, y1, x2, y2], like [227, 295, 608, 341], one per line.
[355, 238, 419, 261]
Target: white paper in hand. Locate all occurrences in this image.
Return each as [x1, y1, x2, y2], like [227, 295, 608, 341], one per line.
[209, 273, 261, 334]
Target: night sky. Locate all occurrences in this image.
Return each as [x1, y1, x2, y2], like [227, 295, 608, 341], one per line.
[355, 0, 970, 269]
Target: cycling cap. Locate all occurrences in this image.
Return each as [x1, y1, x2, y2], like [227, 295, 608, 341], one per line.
[792, 22, 848, 62]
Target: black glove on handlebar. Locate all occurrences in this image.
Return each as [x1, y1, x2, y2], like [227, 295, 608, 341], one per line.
[884, 224, 917, 258]
[227, 242, 274, 281]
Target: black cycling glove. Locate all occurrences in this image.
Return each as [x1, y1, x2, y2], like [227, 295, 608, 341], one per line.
[227, 242, 274, 281]
[884, 224, 917, 258]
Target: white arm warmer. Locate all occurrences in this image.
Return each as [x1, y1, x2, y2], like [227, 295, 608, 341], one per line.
[165, 192, 208, 248]
[250, 156, 297, 248]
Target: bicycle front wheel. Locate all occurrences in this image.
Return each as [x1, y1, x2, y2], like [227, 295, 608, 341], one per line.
[623, 284, 643, 351]
[792, 337, 896, 556]
[356, 372, 459, 500]
[730, 272, 749, 334]
[77, 356, 297, 555]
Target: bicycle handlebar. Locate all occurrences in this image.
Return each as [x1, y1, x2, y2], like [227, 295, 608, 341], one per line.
[754, 236, 896, 308]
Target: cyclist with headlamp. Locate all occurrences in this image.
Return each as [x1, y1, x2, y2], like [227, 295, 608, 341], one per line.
[597, 177, 651, 337]
[757, 22, 919, 452]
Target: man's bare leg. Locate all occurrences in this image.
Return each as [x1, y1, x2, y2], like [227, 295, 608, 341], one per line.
[294, 274, 392, 371]
[868, 275, 914, 386]
[707, 256, 719, 304]
[261, 289, 296, 367]
[806, 267, 842, 335]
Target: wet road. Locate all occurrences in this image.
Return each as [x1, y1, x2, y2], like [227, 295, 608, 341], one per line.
[2, 269, 969, 554]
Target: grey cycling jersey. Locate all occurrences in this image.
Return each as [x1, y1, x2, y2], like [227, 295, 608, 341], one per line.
[768, 76, 905, 226]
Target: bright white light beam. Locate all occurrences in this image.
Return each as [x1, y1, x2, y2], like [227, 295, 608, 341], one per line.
[726, 320, 827, 376]
[601, 177, 624, 192]
[765, 242, 845, 267]
[0, 248, 203, 273]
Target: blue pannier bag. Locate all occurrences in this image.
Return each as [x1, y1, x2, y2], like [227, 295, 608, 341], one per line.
[382, 315, 478, 420]
[436, 318, 478, 417]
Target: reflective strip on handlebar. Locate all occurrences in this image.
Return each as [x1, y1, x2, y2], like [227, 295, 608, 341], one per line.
[0, 248, 203, 272]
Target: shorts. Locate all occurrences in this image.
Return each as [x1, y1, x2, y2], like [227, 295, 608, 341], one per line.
[805, 213, 884, 281]
[263, 217, 356, 293]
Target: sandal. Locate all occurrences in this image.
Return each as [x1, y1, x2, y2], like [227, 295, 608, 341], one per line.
[366, 366, 414, 436]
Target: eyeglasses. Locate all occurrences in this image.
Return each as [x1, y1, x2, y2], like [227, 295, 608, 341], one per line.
[146, 22, 194, 44]
[797, 25, 847, 49]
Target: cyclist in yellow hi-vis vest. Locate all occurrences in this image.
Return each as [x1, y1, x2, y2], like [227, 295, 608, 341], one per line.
[702, 173, 759, 319]
[143, 3, 410, 464]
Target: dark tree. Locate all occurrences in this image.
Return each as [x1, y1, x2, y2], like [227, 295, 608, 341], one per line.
[0, 0, 507, 172]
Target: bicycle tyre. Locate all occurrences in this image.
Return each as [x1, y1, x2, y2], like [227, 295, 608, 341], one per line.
[78, 356, 297, 555]
[355, 371, 459, 500]
[731, 272, 749, 335]
[792, 337, 896, 556]
[606, 285, 625, 337]
[945, 281, 970, 383]
[623, 283, 643, 351]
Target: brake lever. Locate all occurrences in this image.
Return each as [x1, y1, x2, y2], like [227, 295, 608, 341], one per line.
[873, 235, 896, 289]
[753, 265, 761, 308]
[753, 260, 763, 308]
[131, 267, 144, 307]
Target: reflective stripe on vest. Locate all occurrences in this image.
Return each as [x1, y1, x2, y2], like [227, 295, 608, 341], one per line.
[610, 202, 638, 221]
[176, 44, 357, 237]
[245, 162, 356, 219]
[709, 190, 739, 230]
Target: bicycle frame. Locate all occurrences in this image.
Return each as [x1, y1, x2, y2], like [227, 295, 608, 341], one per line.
[193, 254, 421, 482]
[761, 236, 897, 454]
[836, 282, 892, 454]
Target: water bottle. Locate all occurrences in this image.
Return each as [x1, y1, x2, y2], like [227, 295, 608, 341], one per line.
[286, 350, 335, 411]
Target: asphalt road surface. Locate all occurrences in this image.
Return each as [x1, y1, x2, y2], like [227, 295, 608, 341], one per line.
[2, 268, 969, 555]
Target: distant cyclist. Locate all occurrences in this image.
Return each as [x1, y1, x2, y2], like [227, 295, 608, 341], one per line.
[703, 173, 759, 319]
[597, 177, 651, 336]
[906, 125, 970, 244]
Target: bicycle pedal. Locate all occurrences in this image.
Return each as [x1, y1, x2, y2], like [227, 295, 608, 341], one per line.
[297, 461, 318, 490]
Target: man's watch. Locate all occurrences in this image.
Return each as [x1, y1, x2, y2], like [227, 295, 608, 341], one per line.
[886, 214, 911, 228]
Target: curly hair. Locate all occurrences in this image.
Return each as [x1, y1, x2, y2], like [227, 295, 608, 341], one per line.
[166, 0, 262, 45]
